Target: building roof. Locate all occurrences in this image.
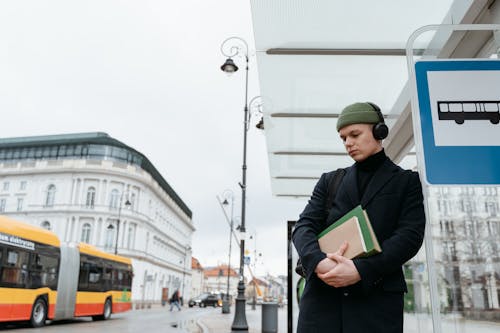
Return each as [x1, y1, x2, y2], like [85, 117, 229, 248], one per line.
[0, 132, 192, 218]
[249, 277, 268, 287]
[192, 257, 203, 270]
[204, 265, 238, 278]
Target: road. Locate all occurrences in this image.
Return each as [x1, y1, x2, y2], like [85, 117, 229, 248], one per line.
[0, 305, 217, 333]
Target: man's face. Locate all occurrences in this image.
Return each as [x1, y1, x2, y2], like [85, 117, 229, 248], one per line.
[339, 123, 383, 162]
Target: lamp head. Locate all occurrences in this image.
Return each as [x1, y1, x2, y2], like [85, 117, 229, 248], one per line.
[255, 117, 264, 130]
[221, 58, 238, 73]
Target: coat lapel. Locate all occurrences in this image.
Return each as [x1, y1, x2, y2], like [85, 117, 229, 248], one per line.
[360, 159, 399, 207]
[342, 165, 359, 206]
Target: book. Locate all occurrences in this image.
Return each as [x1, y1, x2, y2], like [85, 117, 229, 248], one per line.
[317, 205, 381, 259]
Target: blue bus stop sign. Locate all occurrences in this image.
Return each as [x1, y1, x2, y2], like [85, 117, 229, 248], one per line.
[414, 59, 500, 184]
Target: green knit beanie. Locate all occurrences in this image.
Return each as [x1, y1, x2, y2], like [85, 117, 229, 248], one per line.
[336, 102, 380, 131]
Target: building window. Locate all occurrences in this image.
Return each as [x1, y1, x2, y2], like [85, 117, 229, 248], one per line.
[0, 198, 6, 212]
[109, 189, 119, 209]
[41, 221, 51, 230]
[130, 193, 136, 210]
[105, 225, 115, 248]
[86, 187, 96, 208]
[2, 182, 9, 191]
[81, 223, 92, 243]
[19, 181, 27, 191]
[127, 223, 136, 249]
[45, 184, 56, 207]
[16, 198, 23, 211]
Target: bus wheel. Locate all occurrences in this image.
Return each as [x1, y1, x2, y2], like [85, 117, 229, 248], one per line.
[30, 298, 47, 328]
[93, 298, 112, 321]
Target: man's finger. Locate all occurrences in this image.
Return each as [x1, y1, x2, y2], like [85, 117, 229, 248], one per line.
[337, 241, 348, 256]
[330, 253, 346, 263]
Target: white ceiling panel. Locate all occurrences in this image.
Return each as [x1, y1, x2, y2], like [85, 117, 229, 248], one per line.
[250, 0, 455, 50]
[249, 0, 463, 197]
[257, 54, 408, 116]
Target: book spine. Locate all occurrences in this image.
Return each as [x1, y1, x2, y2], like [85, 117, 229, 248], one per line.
[355, 218, 367, 253]
[358, 210, 375, 251]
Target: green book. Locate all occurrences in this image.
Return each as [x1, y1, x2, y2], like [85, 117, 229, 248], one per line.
[317, 205, 381, 259]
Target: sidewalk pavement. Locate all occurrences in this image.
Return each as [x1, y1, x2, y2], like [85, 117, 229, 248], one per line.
[198, 304, 287, 333]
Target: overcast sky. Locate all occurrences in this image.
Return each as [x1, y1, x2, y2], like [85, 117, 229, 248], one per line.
[0, 0, 306, 276]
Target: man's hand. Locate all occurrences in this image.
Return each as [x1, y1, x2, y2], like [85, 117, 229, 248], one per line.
[317, 253, 361, 287]
[315, 257, 337, 275]
[314, 241, 348, 276]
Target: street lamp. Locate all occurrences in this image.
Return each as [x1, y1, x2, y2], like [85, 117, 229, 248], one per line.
[248, 96, 265, 131]
[181, 245, 191, 306]
[220, 190, 235, 314]
[220, 36, 250, 331]
[108, 192, 131, 255]
[249, 232, 262, 310]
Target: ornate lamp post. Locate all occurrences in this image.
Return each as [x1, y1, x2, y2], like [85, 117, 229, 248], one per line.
[249, 232, 262, 310]
[220, 36, 250, 331]
[108, 192, 131, 255]
[220, 190, 235, 314]
[181, 245, 191, 306]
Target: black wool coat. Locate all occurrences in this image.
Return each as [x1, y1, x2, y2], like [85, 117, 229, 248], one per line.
[292, 159, 425, 333]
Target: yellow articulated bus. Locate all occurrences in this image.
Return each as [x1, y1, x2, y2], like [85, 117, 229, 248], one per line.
[0, 216, 133, 327]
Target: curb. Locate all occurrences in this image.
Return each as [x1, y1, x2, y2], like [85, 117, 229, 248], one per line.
[196, 316, 210, 333]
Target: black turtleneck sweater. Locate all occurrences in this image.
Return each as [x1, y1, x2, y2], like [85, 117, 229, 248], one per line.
[356, 149, 388, 199]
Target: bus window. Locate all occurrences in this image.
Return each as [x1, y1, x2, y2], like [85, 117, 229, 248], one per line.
[89, 264, 102, 283]
[45, 262, 58, 289]
[103, 266, 112, 291]
[78, 256, 104, 292]
[29, 253, 59, 289]
[78, 262, 90, 290]
[2, 250, 29, 286]
[87, 261, 103, 292]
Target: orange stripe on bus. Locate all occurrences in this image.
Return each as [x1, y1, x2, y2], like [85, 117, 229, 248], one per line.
[74, 303, 104, 317]
[0, 302, 56, 321]
[8, 304, 32, 321]
[48, 304, 55, 319]
[112, 302, 132, 313]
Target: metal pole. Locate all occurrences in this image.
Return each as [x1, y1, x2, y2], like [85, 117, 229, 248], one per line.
[220, 36, 250, 331]
[252, 232, 257, 310]
[226, 196, 234, 304]
[233, 51, 249, 332]
[114, 194, 124, 255]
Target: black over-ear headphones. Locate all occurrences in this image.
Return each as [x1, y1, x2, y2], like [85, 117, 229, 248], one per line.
[366, 102, 388, 140]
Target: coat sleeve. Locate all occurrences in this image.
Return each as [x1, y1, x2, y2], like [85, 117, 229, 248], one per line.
[292, 172, 330, 281]
[353, 171, 426, 289]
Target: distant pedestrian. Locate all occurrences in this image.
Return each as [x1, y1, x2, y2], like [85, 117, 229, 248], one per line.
[169, 290, 181, 311]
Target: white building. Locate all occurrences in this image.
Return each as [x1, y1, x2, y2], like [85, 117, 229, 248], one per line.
[204, 264, 239, 298]
[426, 186, 500, 318]
[190, 257, 205, 298]
[0, 132, 194, 305]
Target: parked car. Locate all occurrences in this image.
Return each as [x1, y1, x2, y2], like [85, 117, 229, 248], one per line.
[188, 293, 221, 308]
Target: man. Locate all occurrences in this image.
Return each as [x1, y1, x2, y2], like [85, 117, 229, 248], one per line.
[169, 290, 181, 311]
[292, 102, 425, 333]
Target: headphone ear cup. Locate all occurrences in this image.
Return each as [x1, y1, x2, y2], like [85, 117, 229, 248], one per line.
[366, 102, 388, 140]
[372, 123, 388, 140]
